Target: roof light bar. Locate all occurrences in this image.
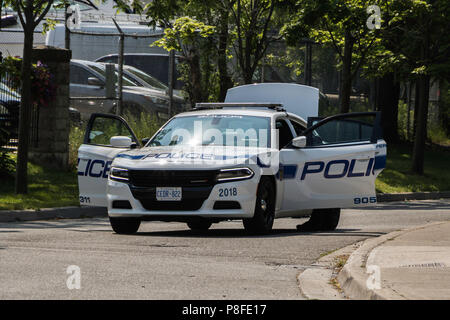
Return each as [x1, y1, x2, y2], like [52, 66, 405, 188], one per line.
[194, 102, 285, 111]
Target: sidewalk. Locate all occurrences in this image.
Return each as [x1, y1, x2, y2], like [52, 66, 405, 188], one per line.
[338, 221, 450, 299]
[0, 206, 107, 223]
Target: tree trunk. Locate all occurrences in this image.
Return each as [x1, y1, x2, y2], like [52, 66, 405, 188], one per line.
[189, 53, 203, 105]
[217, 9, 232, 101]
[15, 27, 34, 194]
[338, 29, 354, 113]
[411, 74, 430, 175]
[243, 28, 253, 84]
[413, 80, 420, 140]
[411, 25, 431, 175]
[376, 72, 400, 143]
[438, 80, 450, 136]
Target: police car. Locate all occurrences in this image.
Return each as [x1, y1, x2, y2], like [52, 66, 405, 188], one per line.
[77, 83, 386, 234]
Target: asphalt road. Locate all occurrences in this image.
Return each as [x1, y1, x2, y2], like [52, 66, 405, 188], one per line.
[0, 200, 449, 299]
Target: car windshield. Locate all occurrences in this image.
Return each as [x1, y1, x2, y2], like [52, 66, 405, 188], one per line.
[149, 115, 271, 148]
[124, 66, 168, 91]
[88, 64, 137, 87]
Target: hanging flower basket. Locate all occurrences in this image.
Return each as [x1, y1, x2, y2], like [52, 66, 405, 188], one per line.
[0, 56, 57, 107]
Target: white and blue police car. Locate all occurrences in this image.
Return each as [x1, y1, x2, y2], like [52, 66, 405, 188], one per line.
[77, 83, 386, 234]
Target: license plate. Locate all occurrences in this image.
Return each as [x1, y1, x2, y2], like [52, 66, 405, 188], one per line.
[156, 187, 182, 201]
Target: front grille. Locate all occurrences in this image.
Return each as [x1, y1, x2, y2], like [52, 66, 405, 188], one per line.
[128, 170, 217, 211]
[138, 199, 205, 211]
[128, 170, 218, 187]
[130, 186, 212, 211]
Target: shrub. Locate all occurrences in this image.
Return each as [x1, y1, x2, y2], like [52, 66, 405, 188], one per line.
[121, 111, 164, 142]
[0, 127, 15, 178]
[0, 151, 15, 179]
[68, 123, 86, 170]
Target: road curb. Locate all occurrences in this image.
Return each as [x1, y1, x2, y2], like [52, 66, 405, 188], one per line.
[336, 221, 447, 300]
[0, 206, 107, 223]
[297, 243, 360, 300]
[377, 191, 450, 202]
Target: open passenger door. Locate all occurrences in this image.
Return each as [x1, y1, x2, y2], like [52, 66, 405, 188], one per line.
[77, 113, 139, 206]
[280, 112, 386, 212]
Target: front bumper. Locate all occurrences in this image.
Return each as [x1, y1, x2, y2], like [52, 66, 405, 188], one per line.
[107, 177, 258, 219]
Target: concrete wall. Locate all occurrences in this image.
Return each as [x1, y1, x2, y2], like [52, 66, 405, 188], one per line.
[29, 45, 71, 170]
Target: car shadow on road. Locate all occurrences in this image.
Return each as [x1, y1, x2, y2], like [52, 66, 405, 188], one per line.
[133, 228, 386, 239]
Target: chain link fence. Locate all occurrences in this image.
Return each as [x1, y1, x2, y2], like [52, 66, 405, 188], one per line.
[0, 28, 46, 58]
[0, 28, 44, 151]
[261, 40, 372, 116]
[0, 70, 40, 151]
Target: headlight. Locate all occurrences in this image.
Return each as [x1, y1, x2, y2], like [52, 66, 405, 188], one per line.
[110, 167, 129, 182]
[216, 168, 254, 182]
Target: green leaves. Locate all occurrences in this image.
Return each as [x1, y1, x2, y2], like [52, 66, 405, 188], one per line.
[152, 16, 215, 52]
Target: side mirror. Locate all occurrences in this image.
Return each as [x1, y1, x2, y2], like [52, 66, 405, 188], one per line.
[292, 136, 307, 148]
[88, 77, 104, 87]
[110, 136, 132, 148]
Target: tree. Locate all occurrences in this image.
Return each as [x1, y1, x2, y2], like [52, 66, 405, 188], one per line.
[282, 0, 382, 113]
[380, 0, 450, 174]
[184, 0, 235, 101]
[118, 0, 283, 98]
[3, 0, 54, 194]
[116, 0, 233, 103]
[226, 0, 280, 84]
[1, 0, 99, 194]
[361, 23, 408, 144]
[152, 16, 216, 104]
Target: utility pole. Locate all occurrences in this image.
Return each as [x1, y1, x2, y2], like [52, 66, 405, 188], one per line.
[304, 39, 312, 86]
[113, 19, 124, 115]
[168, 50, 175, 117]
[64, 4, 70, 50]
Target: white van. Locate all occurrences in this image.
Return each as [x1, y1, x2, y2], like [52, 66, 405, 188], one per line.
[45, 23, 166, 61]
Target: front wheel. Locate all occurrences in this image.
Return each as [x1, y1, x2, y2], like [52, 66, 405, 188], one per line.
[243, 177, 275, 234]
[109, 217, 141, 234]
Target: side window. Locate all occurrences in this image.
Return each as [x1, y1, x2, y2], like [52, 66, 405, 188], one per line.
[101, 57, 115, 64]
[134, 56, 154, 76]
[290, 120, 306, 136]
[307, 114, 376, 147]
[86, 116, 137, 146]
[70, 65, 94, 85]
[276, 119, 294, 149]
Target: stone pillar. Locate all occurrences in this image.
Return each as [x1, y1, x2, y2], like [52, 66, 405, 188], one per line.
[29, 45, 71, 170]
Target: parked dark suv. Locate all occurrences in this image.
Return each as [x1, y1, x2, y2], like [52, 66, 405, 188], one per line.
[95, 53, 185, 90]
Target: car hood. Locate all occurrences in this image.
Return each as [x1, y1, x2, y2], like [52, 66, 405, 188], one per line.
[123, 86, 184, 102]
[112, 145, 278, 170]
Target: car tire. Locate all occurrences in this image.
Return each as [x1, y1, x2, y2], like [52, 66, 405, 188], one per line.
[109, 217, 141, 234]
[243, 176, 275, 234]
[297, 208, 340, 232]
[187, 219, 212, 231]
